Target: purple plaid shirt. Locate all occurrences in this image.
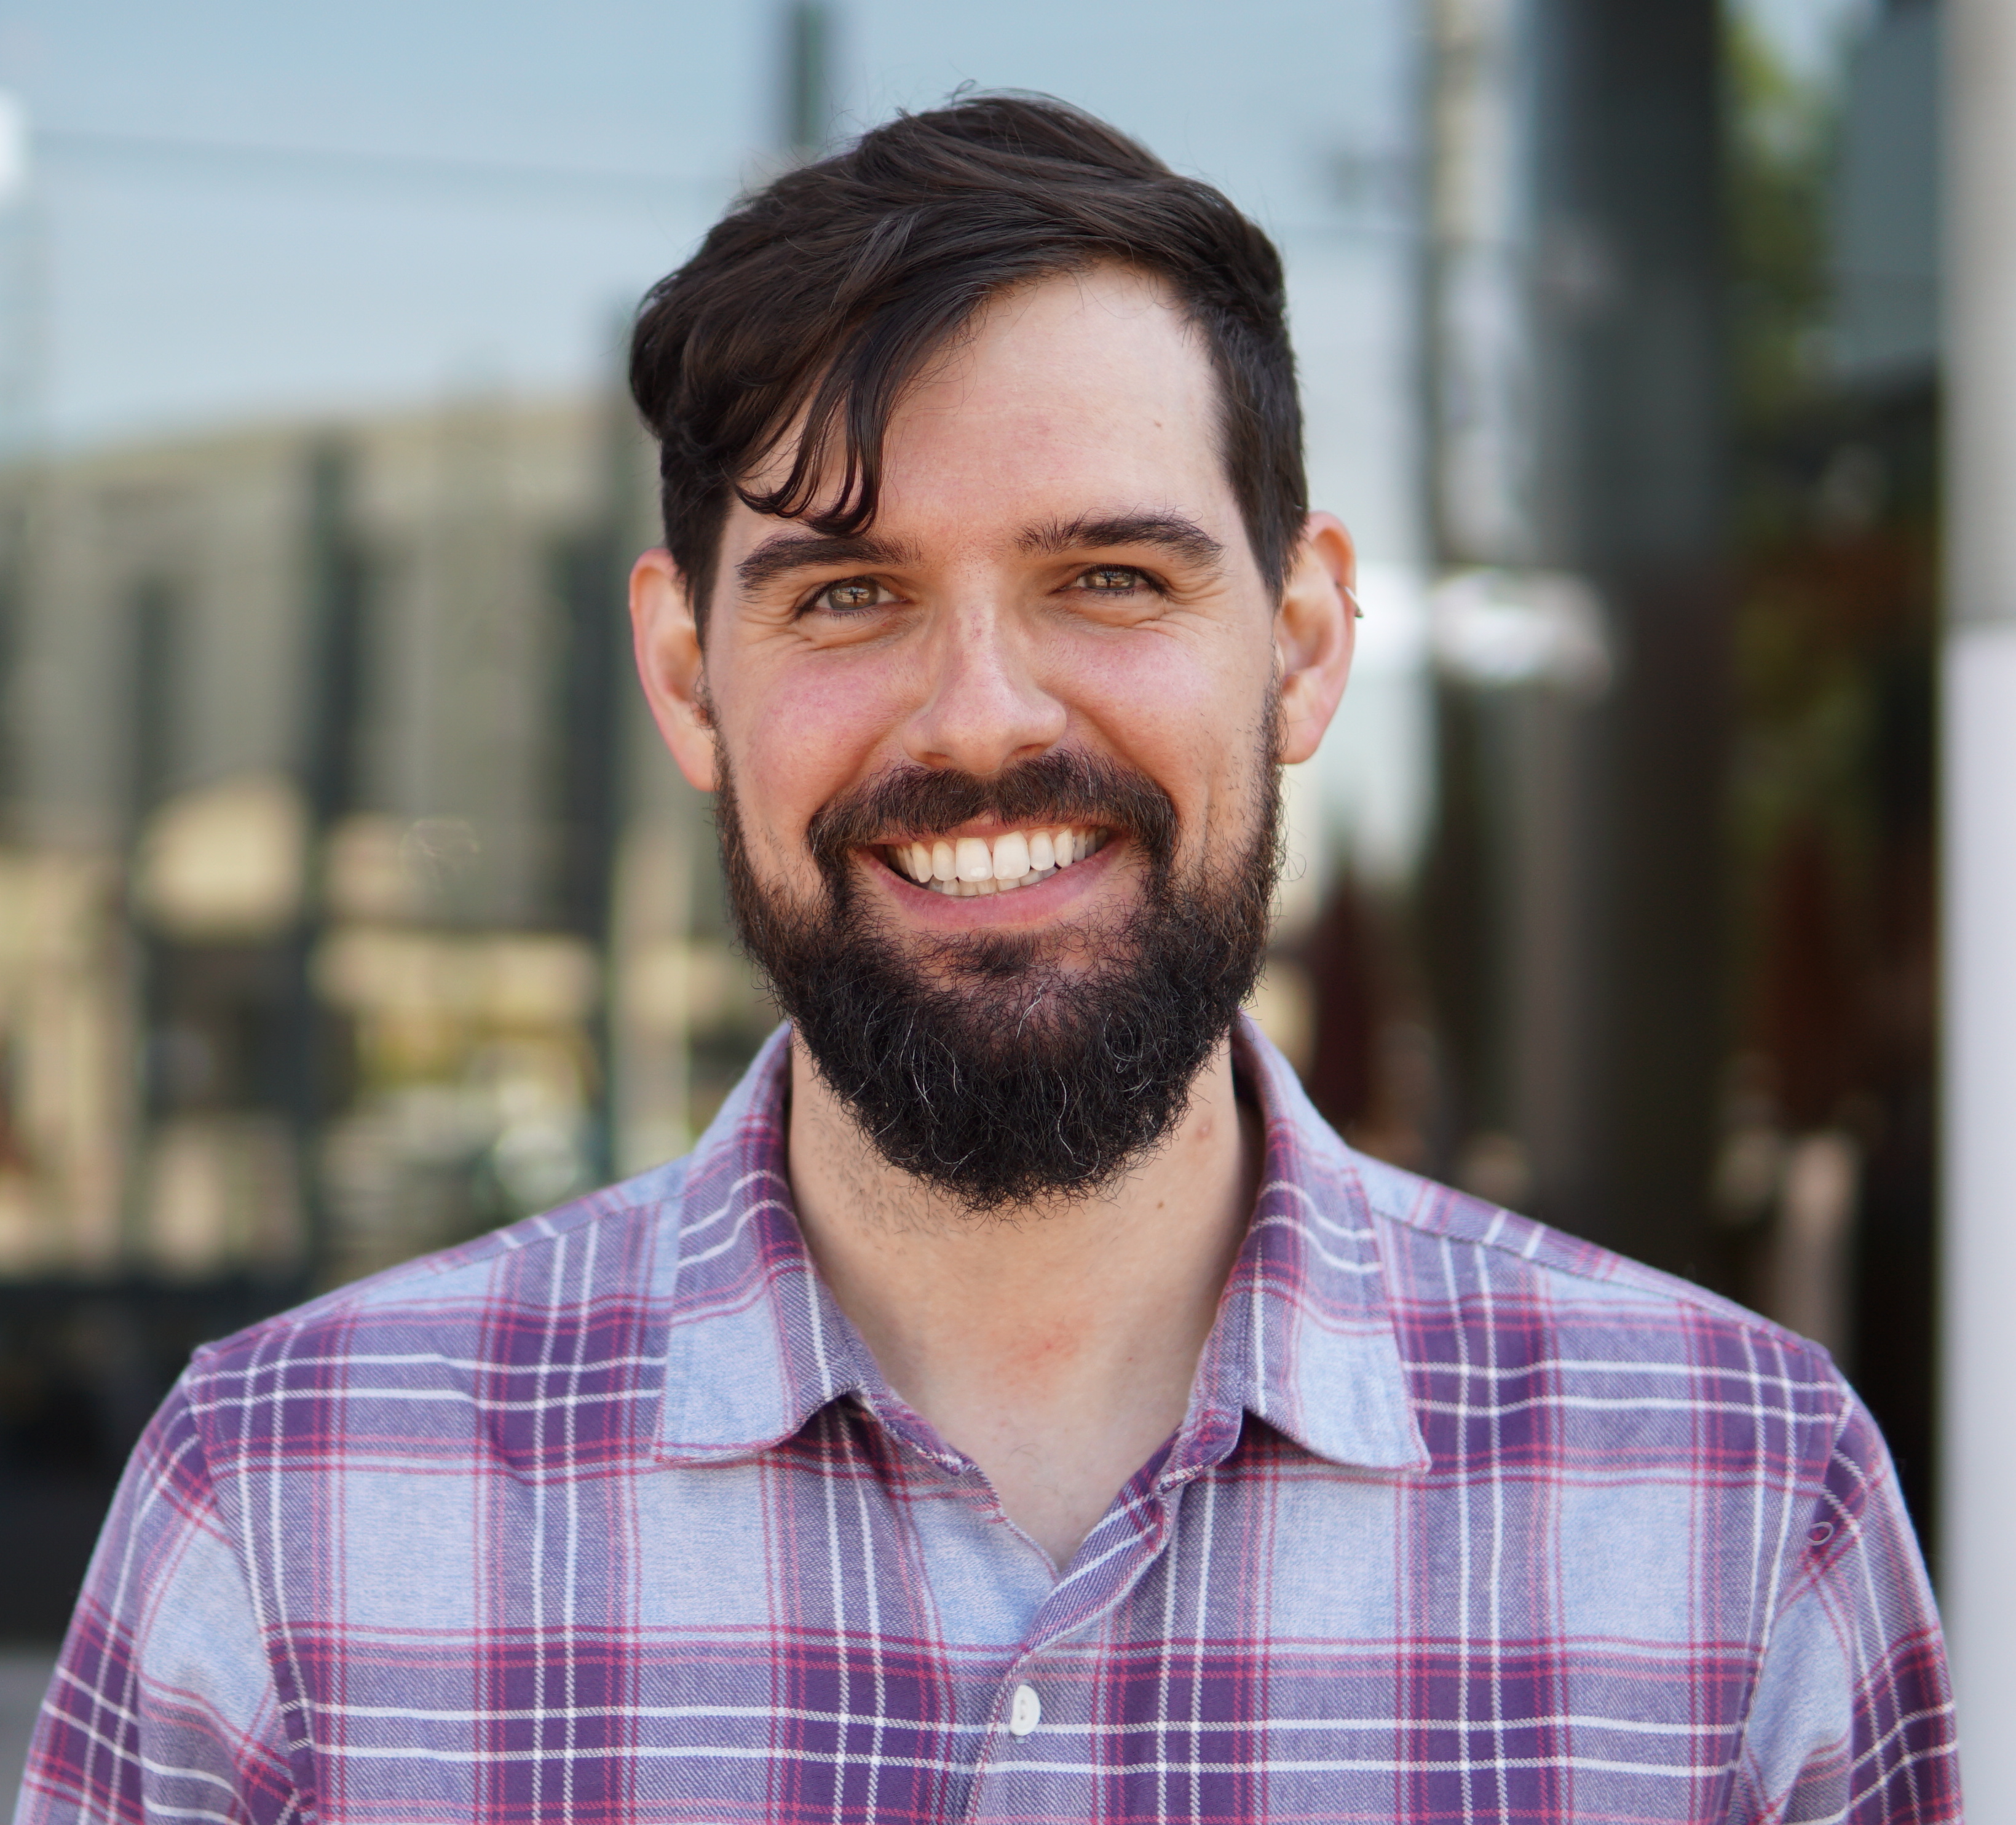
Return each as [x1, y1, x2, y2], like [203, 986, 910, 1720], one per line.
[20, 1020, 1958, 1824]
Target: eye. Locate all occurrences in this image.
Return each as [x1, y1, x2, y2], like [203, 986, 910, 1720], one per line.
[808, 576, 891, 614]
[1076, 565, 1148, 595]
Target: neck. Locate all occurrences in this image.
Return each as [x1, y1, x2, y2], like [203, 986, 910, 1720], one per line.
[785, 1031, 1260, 1572]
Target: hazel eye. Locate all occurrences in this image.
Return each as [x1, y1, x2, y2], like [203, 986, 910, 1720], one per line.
[812, 576, 888, 614]
[1078, 565, 1146, 593]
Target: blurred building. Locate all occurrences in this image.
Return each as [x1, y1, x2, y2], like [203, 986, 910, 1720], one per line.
[6, 390, 789, 1283]
[0, 391, 778, 1626]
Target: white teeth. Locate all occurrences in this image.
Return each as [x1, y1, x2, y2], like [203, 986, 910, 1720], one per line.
[898, 825, 1103, 897]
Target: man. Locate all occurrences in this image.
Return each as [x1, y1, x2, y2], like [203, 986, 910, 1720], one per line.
[22, 97, 1956, 1824]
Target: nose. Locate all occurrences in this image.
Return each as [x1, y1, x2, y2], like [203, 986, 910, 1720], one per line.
[902, 600, 1067, 776]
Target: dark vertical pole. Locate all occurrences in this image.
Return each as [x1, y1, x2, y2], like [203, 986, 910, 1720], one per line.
[1526, 0, 1728, 1273]
[782, 2, 834, 157]
[291, 438, 370, 1274]
[128, 576, 179, 1140]
[0, 490, 25, 817]
[128, 580, 179, 829]
[302, 443, 368, 833]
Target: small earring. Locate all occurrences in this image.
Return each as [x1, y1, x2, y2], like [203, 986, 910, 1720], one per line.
[1345, 586, 1365, 620]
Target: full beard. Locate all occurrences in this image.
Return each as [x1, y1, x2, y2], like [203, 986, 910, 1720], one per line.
[714, 735, 1283, 1214]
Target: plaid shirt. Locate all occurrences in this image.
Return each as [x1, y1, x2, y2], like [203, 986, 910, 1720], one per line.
[21, 1020, 1958, 1824]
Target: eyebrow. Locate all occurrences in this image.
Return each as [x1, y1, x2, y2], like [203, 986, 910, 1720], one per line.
[732, 511, 1227, 596]
[734, 530, 920, 593]
[1016, 513, 1227, 569]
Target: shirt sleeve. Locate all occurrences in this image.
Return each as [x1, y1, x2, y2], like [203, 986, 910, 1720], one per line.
[1728, 1388, 1961, 1823]
[14, 1372, 299, 1825]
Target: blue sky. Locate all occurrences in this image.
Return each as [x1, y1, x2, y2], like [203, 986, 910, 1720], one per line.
[0, 1, 1415, 462]
[1737, 0, 1878, 84]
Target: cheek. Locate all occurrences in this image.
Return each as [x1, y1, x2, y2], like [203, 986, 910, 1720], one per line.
[722, 657, 899, 853]
[1061, 627, 1274, 828]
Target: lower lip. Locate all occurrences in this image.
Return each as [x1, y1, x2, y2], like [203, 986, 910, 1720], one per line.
[871, 840, 1119, 923]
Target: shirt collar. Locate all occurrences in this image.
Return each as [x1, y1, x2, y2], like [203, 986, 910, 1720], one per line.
[654, 1016, 1428, 1478]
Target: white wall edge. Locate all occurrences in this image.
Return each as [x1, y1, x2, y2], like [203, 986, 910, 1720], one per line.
[1939, 620, 2016, 1816]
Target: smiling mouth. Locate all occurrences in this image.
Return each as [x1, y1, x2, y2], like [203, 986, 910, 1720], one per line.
[878, 825, 1112, 898]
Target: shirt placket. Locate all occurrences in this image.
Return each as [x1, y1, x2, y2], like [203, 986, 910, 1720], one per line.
[959, 1407, 1243, 1825]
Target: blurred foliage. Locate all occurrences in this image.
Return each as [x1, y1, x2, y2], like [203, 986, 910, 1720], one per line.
[1724, 10, 1836, 463]
[1722, 5, 1937, 1126]
[1717, 6, 1939, 1529]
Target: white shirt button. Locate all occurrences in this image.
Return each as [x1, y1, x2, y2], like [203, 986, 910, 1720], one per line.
[1007, 1682, 1042, 1738]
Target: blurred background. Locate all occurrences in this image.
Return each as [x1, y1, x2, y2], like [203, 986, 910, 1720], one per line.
[0, 0, 1952, 1783]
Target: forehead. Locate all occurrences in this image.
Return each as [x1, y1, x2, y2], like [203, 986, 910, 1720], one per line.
[735, 266, 1237, 558]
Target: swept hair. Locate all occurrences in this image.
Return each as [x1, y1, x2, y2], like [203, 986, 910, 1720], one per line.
[628, 92, 1306, 630]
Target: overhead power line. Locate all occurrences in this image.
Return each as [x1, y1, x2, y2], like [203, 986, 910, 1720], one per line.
[35, 126, 727, 204]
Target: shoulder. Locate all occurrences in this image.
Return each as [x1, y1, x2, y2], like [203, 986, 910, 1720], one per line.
[200, 1152, 693, 1358]
[1353, 1141, 1815, 1342]
[1339, 1142, 1854, 1473]
[175, 1155, 695, 1468]
[1244, 1014, 1851, 1457]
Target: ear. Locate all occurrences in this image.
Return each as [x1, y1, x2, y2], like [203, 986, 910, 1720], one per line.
[1273, 512, 1357, 766]
[630, 549, 719, 792]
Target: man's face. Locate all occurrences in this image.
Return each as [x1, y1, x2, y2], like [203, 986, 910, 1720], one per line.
[634, 265, 1354, 1206]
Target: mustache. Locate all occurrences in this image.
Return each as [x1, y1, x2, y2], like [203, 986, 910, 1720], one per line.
[804, 749, 1179, 876]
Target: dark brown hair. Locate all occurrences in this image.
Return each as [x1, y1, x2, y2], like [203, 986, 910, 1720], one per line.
[628, 93, 1306, 630]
